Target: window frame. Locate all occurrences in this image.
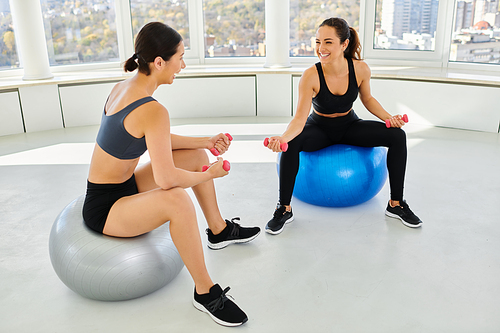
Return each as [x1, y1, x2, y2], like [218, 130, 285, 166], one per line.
[361, 0, 453, 66]
[196, 0, 267, 65]
[122, 0, 199, 63]
[4, 0, 500, 76]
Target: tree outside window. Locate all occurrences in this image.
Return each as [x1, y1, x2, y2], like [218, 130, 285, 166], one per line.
[203, 0, 265, 57]
[40, 0, 119, 66]
[0, 0, 19, 69]
[290, 0, 361, 57]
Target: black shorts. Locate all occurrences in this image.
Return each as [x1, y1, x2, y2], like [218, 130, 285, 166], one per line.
[82, 175, 139, 234]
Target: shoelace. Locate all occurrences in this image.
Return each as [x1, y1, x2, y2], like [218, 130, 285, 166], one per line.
[206, 287, 231, 312]
[400, 201, 414, 216]
[226, 217, 241, 238]
[273, 205, 286, 218]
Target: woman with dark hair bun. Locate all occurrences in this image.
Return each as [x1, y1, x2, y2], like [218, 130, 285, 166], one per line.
[82, 22, 259, 327]
[264, 17, 422, 234]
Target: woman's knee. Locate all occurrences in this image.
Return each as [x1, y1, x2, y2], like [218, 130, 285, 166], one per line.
[190, 149, 209, 170]
[155, 188, 194, 217]
[392, 128, 406, 140]
[161, 189, 198, 228]
[173, 148, 209, 172]
[388, 128, 407, 147]
[162, 187, 193, 206]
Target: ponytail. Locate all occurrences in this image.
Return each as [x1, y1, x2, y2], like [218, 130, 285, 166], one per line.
[345, 27, 362, 60]
[123, 54, 139, 73]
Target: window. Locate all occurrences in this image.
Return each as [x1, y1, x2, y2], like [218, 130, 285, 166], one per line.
[290, 0, 361, 57]
[203, 0, 264, 57]
[449, 0, 500, 64]
[0, 1, 19, 69]
[374, 0, 439, 51]
[3, 0, 500, 74]
[130, 0, 190, 49]
[40, 0, 119, 66]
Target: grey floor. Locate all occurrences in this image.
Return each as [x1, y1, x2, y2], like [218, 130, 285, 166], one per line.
[1, 118, 499, 333]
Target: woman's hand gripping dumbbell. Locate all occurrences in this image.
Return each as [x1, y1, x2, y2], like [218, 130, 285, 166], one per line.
[385, 114, 408, 128]
[210, 133, 233, 156]
[263, 137, 288, 152]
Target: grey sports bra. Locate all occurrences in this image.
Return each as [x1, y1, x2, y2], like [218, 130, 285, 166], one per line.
[96, 96, 156, 160]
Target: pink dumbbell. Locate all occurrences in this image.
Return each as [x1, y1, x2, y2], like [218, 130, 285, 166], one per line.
[385, 114, 408, 128]
[210, 133, 233, 156]
[202, 160, 231, 172]
[263, 138, 288, 152]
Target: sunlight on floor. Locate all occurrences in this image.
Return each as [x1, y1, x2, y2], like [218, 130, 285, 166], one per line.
[0, 122, 426, 166]
[0, 139, 425, 166]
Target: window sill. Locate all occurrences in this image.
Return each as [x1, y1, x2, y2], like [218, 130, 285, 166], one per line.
[1, 63, 500, 91]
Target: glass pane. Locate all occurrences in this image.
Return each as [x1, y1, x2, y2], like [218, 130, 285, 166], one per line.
[290, 0, 361, 57]
[203, 0, 265, 57]
[374, 0, 439, 51]
[130, 0, 190, 49]
[0, 1, 20, 69]
[450, 1, 500, 64]
[41, 0, 119, 66]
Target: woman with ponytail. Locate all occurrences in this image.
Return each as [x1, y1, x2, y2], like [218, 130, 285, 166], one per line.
[82, 22, 259, 327]
[264, 17, 422, 234]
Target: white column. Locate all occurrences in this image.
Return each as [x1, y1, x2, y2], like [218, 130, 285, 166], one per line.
[264, 0, 291, 68]
[10, 0, 53, 80]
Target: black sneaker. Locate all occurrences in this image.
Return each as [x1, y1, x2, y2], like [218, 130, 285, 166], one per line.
[193, 284, 248, 327]
[385, 200, 422, 228]
[265, 204, 294, 235]
[206, 217, 260, 250]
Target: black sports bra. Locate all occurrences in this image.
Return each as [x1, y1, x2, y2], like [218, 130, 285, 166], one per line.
[96, 96, 156, 160]
[312, 57, 359, 115]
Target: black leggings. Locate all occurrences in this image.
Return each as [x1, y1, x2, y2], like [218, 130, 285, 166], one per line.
[279, 111, 407, 205]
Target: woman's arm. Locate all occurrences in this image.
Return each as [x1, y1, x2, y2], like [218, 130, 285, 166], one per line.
[171, 133, 231, 155]
[171, 134, 209, 150]
[357, 61, 406, 128]
[145, 104, 228, 190]
[266, 67, 316, 152]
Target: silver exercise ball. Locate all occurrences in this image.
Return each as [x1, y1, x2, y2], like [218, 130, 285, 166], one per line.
[49, 195, 184, 301]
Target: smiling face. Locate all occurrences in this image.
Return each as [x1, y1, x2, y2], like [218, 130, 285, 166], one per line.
[163, 41, 186, 84]
[155, 41, 186, 84]
[315, 26, 349, 63]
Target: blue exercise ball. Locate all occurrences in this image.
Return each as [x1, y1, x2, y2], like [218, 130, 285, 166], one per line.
[280, 144, 388, 207]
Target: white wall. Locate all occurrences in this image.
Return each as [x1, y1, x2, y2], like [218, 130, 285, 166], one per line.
[257, 74, 292, 116]
[153, 76, 256, 118]
[19, 85, 63, 132]
[0, 91, 24, 136]
[59, 82, 117, 127]
[366, 79, 500, 133]
[292, 77, 500, 133]
[2, 74, 500, 137]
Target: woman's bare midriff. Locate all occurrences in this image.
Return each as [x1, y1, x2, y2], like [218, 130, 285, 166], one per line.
[87, 144, 140, 184]
[313, 109, 352, 118]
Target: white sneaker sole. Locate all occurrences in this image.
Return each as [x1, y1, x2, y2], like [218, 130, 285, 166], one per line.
[193, 298, 247, 327]
[265, 215, 294, 235]
[385, 211, 422, 228]
[207, 230, 261, 250]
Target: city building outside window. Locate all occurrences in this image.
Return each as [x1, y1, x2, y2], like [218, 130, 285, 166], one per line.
[0, 0, 19, 69]
[203, 0, 264, 57]
[450, 0, 500, 64]
[130, 0, 190, 49]
[40, 0, 119, 66]
[374, 0, 439, 51]
[290, 0, 360, 57]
